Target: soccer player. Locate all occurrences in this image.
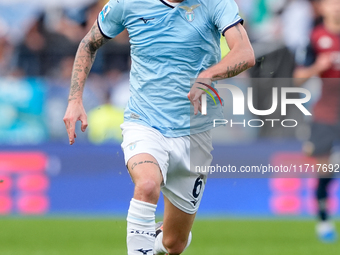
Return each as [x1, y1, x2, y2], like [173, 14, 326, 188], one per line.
[63, 0, 255, 254]
[294, 0, 340, 243]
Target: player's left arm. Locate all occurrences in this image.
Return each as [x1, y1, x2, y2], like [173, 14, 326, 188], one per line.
[200, 23, 255, 80]
[189, 23, 255, 114]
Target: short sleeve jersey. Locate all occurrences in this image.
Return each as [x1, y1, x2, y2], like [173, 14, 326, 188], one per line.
[98, 0, 243, 137]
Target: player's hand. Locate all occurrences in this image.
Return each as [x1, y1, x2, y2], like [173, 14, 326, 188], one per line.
[315, 53, 333, 74]
[187, 77, 212, 115]
[63, 100, 88, 145]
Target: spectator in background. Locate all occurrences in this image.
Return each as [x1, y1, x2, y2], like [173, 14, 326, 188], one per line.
[11, 17, 46, 77]
[248, 0, 298, 138]
[0, 19, 13, 77]
[309, 0, 324, 26]
[294, 0, 340, 243]
[9, 0, 131, 81]
[88, 90, 124, 144]
[0, 0, 131, 145]
[12, 14, 79, 77]
[247, 0, 285, 43]
[0, 0, 140, 146]
[281, 0, 314, 53]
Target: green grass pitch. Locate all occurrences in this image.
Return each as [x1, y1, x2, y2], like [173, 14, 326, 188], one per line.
[0, 218, 339, 255]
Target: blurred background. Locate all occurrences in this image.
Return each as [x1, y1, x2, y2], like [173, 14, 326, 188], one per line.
[0, 0, 339, 254]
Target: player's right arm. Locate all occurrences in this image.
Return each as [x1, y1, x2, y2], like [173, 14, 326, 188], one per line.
[63, 21, 110, 145]
[64, 0, 125, 144]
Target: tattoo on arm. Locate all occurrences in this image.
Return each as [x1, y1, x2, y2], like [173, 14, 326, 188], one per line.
[69, 22, 110, 101]
[130, 160, 160, 171]
[82, 24, 110, 60]
[212, 61, 249, 80]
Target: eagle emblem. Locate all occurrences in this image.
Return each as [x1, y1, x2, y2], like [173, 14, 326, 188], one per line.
[179, 4, 201, 22]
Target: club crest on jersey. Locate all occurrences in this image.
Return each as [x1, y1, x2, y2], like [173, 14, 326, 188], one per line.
[101, 4, 111, 21]
[179, 4, 200, 22]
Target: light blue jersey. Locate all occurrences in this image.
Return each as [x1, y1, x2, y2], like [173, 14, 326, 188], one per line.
[98, 0, 243, 137]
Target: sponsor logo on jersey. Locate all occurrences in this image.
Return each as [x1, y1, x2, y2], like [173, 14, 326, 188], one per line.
[179, 4, 200, 22]
[190, 200, 198, 206]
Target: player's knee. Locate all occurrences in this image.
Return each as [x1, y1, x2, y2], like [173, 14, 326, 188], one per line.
[163, 235, 187, 255]
[134, 179, 160, 202]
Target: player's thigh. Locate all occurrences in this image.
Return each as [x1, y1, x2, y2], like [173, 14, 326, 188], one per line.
[121, 122, 170, 202]
[127, 153, 163, 190]
[162, 195, 196, 246]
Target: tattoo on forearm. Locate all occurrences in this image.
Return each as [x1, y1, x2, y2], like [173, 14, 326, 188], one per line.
[213, 61, 249, 80]
[130, 160, 160, 171]
[69, 22, 109, 100]
[84, 66, 90, 75]
[70, 71, 81, 97]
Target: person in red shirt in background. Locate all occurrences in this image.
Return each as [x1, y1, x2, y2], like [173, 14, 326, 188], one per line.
[295, 0, 340, 243]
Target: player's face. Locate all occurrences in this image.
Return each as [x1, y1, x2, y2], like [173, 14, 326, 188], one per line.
[321, 0, 340, 24]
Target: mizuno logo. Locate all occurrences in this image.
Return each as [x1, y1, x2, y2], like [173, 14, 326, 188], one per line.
[139, 17, 155, 24]
[190, 200, 198, 206]
[136, 248, 153, 254]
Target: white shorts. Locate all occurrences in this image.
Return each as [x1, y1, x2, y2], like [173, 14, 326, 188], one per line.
[120, 122, 213, 214]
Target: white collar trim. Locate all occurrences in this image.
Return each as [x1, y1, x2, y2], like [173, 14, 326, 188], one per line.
[163, 0, 180, 7]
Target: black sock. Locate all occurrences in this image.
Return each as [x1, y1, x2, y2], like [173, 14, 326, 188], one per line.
[316, 178, 333, 221]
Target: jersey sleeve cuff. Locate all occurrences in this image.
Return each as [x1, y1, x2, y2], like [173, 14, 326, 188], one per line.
[97, 17, 114, 40]
[222, 18, 244, 37]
